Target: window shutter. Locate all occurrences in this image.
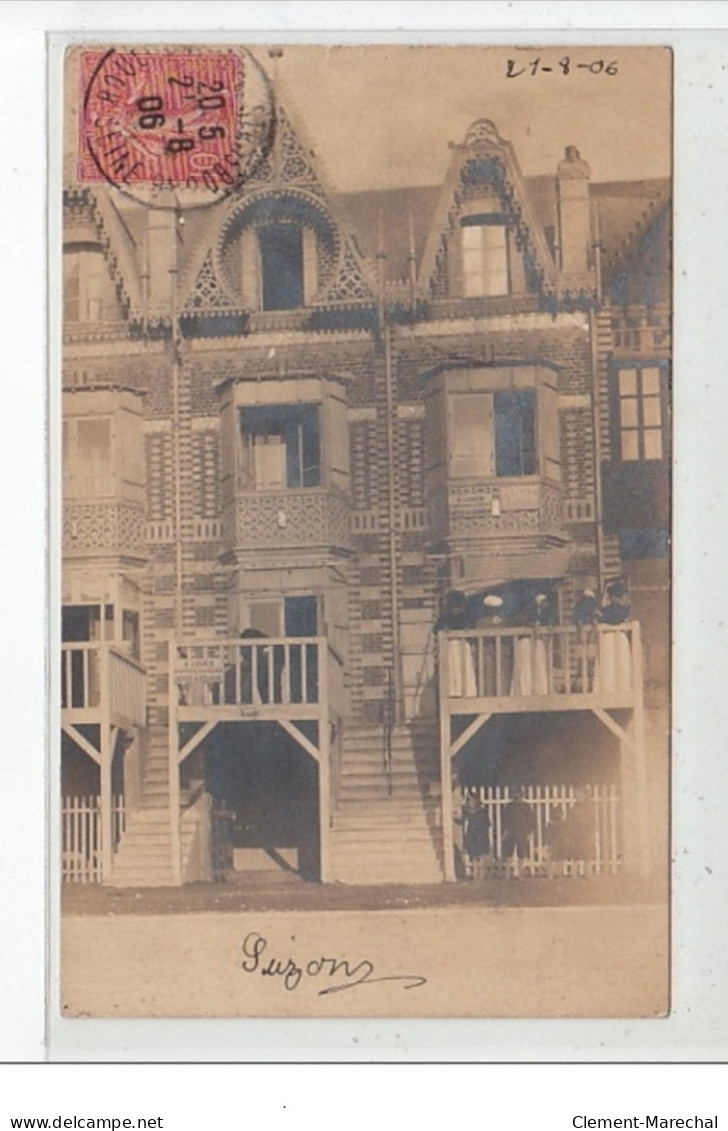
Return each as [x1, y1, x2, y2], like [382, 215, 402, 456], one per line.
[325, 392, 349, 493]
[449, 392, 494, 478]
[537, 382, 561, 481]
[241, 227, 261, 310]
[302, 226, 318, 304]
[448, 229, 464, 297]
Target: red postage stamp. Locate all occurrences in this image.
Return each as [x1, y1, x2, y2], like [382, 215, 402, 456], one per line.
[79, 49, 242, 190]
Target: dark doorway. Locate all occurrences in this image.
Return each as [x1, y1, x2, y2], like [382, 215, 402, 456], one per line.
[204, 722, 320, 880]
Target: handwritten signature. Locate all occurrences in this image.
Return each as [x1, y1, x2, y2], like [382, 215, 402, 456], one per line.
[240, 931, 427, 996]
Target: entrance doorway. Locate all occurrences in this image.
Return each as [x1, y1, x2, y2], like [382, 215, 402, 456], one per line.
[203, 721, 320, 881]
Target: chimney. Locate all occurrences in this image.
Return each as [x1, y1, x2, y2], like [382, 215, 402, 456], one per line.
[556, 145, 591, 278]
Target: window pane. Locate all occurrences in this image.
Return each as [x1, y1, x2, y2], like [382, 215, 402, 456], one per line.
[621, 430, 640, 460]
[642, 397, 662, 427]
[618, 369, 637, 396]
[643, 430, 663, 460]
[482, 225, 508, 296]
[259, 223, 304, 310]
[494, 389, 536, 476]
[641, 367, 661, 395]
[620, 398, 639, 427]
[241, 405, 320, 489]
[300, 407, 321, 487]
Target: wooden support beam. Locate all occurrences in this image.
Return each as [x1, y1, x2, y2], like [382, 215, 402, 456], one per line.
[449, 713, 492, 760]
[439, 634, 456, 881]
[62, 723, 101, 766]
[178, 720, 218, 764]
[631, 628, 651, 877]
[278, 718, 320, 763]
[317, 648, 331, 883]
[99, 648, 113, 883]
[591, 707, 635, 751]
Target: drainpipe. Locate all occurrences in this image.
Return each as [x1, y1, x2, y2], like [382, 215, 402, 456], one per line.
[589, 200, 606, 595]
[170, 206, 184, 638]
[377, 227, 403, 722]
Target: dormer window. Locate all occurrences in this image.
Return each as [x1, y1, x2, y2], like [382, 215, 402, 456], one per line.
[63, 245, 122, 323]
[460, 214, 509, 297]
[258, 223, 304, 311]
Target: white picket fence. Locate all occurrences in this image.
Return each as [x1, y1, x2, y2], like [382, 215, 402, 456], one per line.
[457, 783, 620, 877]
[61, 795, 126, 883]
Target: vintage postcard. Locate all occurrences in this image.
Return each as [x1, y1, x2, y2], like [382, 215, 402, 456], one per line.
[57, 41, 671, 1021]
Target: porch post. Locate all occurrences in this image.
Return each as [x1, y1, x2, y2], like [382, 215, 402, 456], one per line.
[99, 647, 113, 882]
[631, 625, 651, 877]
[168, 647, 182, 885]
[438, 632, 456, 881]
[318, 642, 331, 883]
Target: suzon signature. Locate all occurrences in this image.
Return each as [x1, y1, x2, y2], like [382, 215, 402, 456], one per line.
[241, 931, 427, 996]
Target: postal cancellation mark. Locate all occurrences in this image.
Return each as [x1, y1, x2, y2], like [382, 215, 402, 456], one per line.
[79, 48, 272, 201]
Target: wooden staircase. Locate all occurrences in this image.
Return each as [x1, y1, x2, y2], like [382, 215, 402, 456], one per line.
[109, 739, 196, 887]
[330, 720, 446, 884]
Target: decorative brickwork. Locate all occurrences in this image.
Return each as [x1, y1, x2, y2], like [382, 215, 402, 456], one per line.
[63, 503, 145, 555]
[223, 491, 351, 553]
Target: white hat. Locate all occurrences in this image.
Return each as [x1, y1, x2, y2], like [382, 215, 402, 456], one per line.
[484, 594, 503, 608]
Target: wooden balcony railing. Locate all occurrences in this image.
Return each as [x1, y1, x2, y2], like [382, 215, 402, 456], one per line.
[61, 643, 147, 726]
[174, 636, 327, 710]
[439, 622, 642, 708]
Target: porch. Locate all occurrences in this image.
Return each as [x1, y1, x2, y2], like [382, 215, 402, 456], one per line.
[167, 635, 345, 884]
[438, 622, 650, 881]
[61, 642, 147, 879]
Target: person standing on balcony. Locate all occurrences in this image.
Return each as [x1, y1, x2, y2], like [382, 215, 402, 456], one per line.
[501, 786, 536, 878]
[573, 588, 599, 691]
[476, 593, 507, 696]
[511, 591, 554, 697]
[595, 580, 632, 693]
[435, 589, 477, 697]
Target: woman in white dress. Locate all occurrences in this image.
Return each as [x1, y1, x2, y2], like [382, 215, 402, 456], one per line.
[594, 581, 632, 693]
[435, 590, 477, 698]
[511, 592, 552, 697]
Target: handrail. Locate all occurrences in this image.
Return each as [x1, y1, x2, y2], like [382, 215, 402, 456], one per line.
[61, 642, 146, 721]
[173, 635, 324, 708]
[382, 668, 395, 796]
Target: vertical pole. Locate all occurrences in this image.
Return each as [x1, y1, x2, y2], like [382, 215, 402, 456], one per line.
[318, 642, 331, 883]
[99, 647, 113, 882]
[631, 623, 651, 877]
[438, 632, 456, 881]
[168, 658, 182, 885]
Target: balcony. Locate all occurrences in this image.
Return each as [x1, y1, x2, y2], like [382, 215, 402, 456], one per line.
[439, 622, 643, 715]
[222, 489, 351, 555]
[172, 636, 344, 725]
[61, 643, 147, 729]
[429, 479, 565, 544]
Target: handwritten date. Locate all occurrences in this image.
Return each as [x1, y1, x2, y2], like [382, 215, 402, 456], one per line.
[506, 57, 618, 78]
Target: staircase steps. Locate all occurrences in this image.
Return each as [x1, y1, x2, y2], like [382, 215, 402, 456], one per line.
[330, 720, 445, 884]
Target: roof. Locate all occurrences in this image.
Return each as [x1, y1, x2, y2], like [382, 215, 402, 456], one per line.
[338, 177, 670, 285]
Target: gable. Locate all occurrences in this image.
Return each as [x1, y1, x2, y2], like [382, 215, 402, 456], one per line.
[418, 119, 559, 302]
[180, 102, 376, 314]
